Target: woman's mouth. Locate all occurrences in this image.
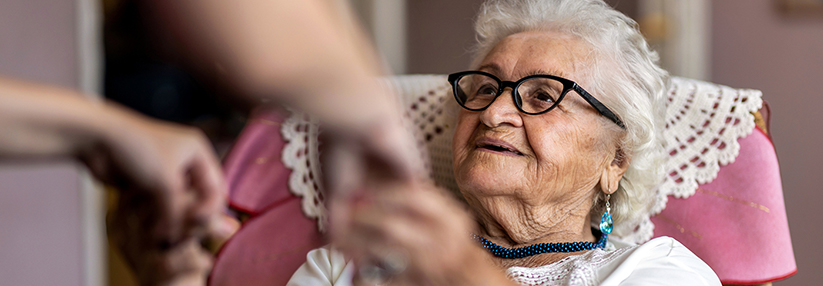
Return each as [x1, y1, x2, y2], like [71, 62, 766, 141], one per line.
[475, 138, 523, 156]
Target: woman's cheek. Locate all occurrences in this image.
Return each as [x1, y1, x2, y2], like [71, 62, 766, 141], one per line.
[452, 114, 478, 168]
[455, 162, 487, 194]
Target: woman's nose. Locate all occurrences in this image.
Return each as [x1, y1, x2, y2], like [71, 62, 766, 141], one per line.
[479, 88, 523, 128]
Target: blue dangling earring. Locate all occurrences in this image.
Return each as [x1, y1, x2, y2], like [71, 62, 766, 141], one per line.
[599, 191, 613, 235]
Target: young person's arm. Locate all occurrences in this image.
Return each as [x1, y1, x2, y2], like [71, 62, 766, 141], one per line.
[0, 76, 229, 284]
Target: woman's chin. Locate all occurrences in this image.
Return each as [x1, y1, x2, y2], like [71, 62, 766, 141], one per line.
[456, 163, 522, 196]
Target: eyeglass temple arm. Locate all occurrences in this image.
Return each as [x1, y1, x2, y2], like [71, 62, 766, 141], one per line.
[573, 84, 626, 129]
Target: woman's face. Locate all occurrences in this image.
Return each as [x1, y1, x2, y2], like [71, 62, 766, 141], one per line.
[453, 31, 617, 210]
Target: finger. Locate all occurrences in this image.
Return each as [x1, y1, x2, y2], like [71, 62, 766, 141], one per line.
[348, 202, 430, 250]
[160, 239, 213, 277]
[359, 120, 426, 181]
[330, 186, 383, 248]
[322, 137, 366, 199]
[358, 184, 438, 227]
[325, 140, 368, 243]
[152, 173, 187, 249]
[205, 214, 240, 253]
[373, 184, 472, 230]
[188, 140, 227, 222]
[116, 178, 185, 251]
[340, 197, 423, 255]
[349, 189, 475, 252]
[341, 217, 408, 285]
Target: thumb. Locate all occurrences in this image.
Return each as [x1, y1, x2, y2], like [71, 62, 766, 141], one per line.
[206, 214, 240, 253]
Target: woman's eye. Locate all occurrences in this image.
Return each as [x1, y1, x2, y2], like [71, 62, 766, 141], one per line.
[534, 90, 555, 103]
[477, 85, 497, 96]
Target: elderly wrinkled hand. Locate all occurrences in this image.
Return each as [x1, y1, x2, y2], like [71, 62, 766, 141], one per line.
[330, 181, 515, 286]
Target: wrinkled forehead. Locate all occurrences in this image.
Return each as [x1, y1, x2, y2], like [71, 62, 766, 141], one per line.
[475, 31, 594, 84]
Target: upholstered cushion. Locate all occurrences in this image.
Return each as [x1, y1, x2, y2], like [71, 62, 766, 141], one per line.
[651, 125, 796, 284]
[222, 109, 293, 215]
[210, 196, 324, 286]
[211, 108, 324, 286]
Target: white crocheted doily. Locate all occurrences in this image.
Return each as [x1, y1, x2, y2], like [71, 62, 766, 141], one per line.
[621, 77, 763, 243]
[653, 77, 763, 208]
[280, 75, 763, 242]
[281, 111, 327, 231]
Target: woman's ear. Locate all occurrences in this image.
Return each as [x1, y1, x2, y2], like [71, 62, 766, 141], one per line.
[600, 148, 630, 194]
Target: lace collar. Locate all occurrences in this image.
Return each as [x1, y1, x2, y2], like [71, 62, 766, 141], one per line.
[506, 240, 630, 286]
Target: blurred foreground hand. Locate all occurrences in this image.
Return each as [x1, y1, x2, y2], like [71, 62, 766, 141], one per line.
[0, 76, 233, 285]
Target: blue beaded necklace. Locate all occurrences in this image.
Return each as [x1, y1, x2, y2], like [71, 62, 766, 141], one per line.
[472, 229, 608, 259]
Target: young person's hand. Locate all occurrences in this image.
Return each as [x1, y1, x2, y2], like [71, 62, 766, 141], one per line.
[85, 109, 226, 244]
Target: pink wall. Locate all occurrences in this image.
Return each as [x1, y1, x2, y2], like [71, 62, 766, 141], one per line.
[0, 162, 86, 286]
[0, 1, 92, 285]
[0, 0, 79, 87]
[405, 0, 637, 74]
[407, 0, 483, 74]
[711, 1, 823, 285]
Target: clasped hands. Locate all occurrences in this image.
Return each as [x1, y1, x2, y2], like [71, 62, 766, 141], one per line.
[103, 103, 503, 286]
[322, 122, 508, 286]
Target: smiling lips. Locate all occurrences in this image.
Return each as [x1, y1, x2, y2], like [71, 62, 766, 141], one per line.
[475, 137, 524, 156]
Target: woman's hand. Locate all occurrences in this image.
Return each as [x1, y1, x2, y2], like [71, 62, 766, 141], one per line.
[330, 182, 516, 286]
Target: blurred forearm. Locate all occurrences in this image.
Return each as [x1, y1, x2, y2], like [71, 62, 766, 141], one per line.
[152, 0, 426, 189]
[152, 0, 398, 130]
[0, 76, 126, 159]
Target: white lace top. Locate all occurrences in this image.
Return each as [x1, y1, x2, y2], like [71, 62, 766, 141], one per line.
[287, 236, 720, 286]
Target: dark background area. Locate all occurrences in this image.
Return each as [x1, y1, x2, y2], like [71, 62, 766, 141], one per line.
[102, 0, 247, 156]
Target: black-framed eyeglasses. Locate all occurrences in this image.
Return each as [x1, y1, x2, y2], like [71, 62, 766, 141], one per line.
[448, 71, 625, 129]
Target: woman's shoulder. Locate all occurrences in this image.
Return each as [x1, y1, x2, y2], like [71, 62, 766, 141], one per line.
[612, 235, 686, 253]
[601, 236, 721, 285]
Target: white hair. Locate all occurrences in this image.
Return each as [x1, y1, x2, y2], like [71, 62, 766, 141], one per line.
[471, 0, 668, 237]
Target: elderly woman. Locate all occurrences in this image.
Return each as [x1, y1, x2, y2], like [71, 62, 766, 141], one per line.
[289, 0, 720, 285]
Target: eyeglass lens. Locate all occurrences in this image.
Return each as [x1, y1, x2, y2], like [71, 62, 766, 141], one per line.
[454, 73, 565, 114]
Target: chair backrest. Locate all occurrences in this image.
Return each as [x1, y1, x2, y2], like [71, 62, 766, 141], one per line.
[648, 79, 795, 284]
[650, 124, 795, 284]
[212, 75, 795, 285]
